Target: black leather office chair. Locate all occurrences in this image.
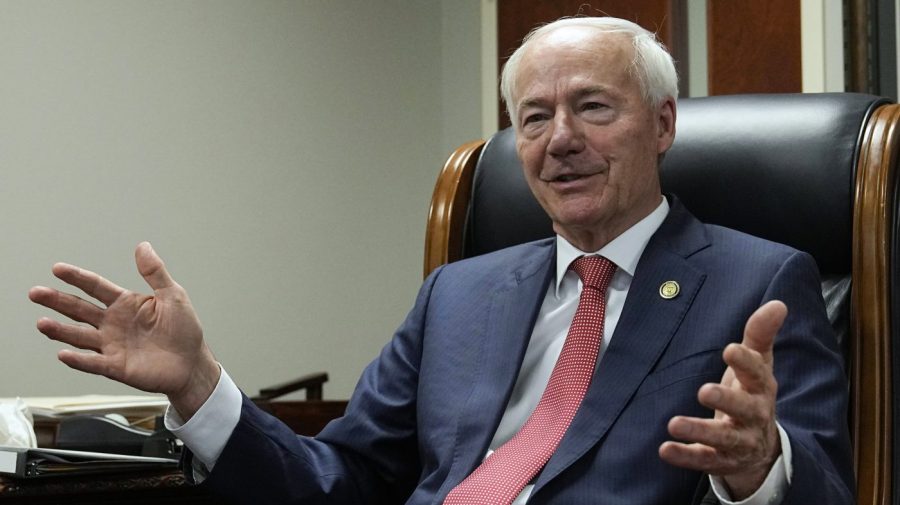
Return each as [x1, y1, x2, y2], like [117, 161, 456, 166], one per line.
[425, 93, 900, 505]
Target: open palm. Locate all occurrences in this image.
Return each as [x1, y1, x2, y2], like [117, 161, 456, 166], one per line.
[29, 242, 220, 418]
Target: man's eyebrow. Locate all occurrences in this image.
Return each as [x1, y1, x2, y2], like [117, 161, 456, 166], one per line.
[518, 86, 612, 110]
[573, 85, 610, 99]
[518, 97, 547, 110]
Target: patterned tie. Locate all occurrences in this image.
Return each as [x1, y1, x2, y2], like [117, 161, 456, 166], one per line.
[443, 255, 616, 505]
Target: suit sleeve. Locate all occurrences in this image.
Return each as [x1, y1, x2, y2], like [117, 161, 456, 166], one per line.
[762, 251, 855, 505]
[197, 266, 444, 505]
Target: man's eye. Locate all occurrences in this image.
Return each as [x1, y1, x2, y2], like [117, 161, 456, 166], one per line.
[582, 102, 607, 111]
[522, 114, 548, 126]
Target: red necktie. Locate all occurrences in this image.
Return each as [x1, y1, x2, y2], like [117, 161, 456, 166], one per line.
[444, 255, 616, 505]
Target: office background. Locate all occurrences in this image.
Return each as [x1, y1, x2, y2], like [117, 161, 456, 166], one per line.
[0, 0, 897, 400]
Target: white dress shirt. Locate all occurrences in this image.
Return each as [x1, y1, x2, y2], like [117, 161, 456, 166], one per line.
[167, 197, 790, 504]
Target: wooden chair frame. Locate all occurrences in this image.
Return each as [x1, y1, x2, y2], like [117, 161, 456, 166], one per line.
[425, 103, 900, 505]
[852, 102, 900, 505]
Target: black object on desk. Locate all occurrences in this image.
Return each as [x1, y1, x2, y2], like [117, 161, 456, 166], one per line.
[55, 415, 180, 459]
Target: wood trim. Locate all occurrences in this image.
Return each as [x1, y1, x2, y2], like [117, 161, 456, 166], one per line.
[424, 139, 486, 278]
[847, 0, 873, 93]
[253, 372, 329, 401]
[851, 102, 900, 505]
[706, 0, 802, 94]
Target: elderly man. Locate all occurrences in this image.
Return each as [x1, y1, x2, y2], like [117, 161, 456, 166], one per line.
[30, 16, 852, 505]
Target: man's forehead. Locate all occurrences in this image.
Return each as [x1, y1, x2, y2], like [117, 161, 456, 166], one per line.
[514, 28, 634, 95]
[516, 29, 633, 83]
[527, 25, 631, 57]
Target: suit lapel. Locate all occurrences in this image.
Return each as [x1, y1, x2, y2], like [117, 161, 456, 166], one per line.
[441, 242, 556, 493]
[533, 199, 711, 492]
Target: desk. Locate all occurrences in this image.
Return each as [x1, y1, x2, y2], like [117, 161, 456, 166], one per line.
[0, 471, 216, 504]
[0, 400, 348, 503]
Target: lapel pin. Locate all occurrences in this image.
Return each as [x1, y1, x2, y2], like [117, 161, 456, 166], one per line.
[659, 281, 680, 299]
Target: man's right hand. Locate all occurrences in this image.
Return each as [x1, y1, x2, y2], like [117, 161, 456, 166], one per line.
[29, 241, 220, 420]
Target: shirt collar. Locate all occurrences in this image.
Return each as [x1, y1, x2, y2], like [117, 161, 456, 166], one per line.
[554, 197, 670, 295]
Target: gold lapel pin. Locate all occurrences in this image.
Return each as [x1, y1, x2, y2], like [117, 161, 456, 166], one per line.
[659, 281, 680, 299]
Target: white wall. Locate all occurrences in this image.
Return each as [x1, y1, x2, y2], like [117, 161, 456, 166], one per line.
[0, 0, 484, 399]
[801, 0, 845, 92]
[687, 0, 708, 97]
[442, 0, 487, 151]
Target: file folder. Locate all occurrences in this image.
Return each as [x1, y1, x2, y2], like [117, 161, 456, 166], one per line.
[0, 446, 176, 479]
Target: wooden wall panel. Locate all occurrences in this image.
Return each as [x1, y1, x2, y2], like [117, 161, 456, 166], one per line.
[496, 0, 687, 128]
[707, 0, 802, 95]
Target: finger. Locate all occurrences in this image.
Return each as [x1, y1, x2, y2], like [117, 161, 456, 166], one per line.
[741, 300, 787, 359]
[51, 263, 125, 307]
[36, 317, 102, 351]
[28, 286, 105, 327]
[135, 242, 176, 292]
[58, 349, 112, 378]
[659, 440, 726, 473]
[697, 382, 767, 424]
[721, 343, 774, 395]
[668, 415, 744, 451]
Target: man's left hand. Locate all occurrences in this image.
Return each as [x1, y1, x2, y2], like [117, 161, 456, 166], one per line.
[659, 300, 786, 500]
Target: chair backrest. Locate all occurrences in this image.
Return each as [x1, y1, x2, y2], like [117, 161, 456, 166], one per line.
[424, 93, 900, 505]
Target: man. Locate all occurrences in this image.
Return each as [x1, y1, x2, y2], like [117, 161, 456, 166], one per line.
[30, 17, 852, 505]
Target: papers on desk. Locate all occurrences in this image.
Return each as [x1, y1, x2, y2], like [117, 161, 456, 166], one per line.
[1, 395, 169, 419]
[0, 446, 177, 479]
[0, 399, 36, 449]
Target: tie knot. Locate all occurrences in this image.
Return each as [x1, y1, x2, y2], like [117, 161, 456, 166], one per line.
[571, 255, 616, 291]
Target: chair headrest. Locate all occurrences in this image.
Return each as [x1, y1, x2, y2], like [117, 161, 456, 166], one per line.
[464, 93, 887, 275]
[660, 93, 886, 274]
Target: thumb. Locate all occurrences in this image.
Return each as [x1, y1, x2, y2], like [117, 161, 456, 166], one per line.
[742, 300, 787, 358]
[135, 241, 176, 291]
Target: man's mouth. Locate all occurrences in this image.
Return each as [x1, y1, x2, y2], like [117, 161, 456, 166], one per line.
[539, 168, 606, 184]
[542, 172, 596, 183]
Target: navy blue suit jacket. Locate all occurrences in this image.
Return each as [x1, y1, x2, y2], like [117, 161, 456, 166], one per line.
[202, 200, 854, 504]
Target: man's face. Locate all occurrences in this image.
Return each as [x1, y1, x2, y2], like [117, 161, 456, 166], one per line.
[512, 28, 675, 251]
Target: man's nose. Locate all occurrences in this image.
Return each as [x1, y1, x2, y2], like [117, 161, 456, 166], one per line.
[547, 111, 585, 157]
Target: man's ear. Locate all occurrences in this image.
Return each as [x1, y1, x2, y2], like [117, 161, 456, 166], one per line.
[656, 97, 677, 154]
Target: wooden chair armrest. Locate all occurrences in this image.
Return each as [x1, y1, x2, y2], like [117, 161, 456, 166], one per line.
[253, 372, 329, 401]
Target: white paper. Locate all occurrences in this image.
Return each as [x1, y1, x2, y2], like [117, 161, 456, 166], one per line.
[0, 398, 37, 448]
[0, 395, 168, 418]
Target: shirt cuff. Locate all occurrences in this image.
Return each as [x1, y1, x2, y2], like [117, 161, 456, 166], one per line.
[709, 422, 793, 505]
[164, 366, 242, 473]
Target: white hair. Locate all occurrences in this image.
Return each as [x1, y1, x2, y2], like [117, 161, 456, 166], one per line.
[500, 17, 679, 115]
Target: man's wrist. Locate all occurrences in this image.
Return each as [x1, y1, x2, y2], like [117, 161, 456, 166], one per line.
[168, 351, 221, 420]
[710, 423, 792, 505]
[165, 366, 242, 474]
[722, 423, 781, 499]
